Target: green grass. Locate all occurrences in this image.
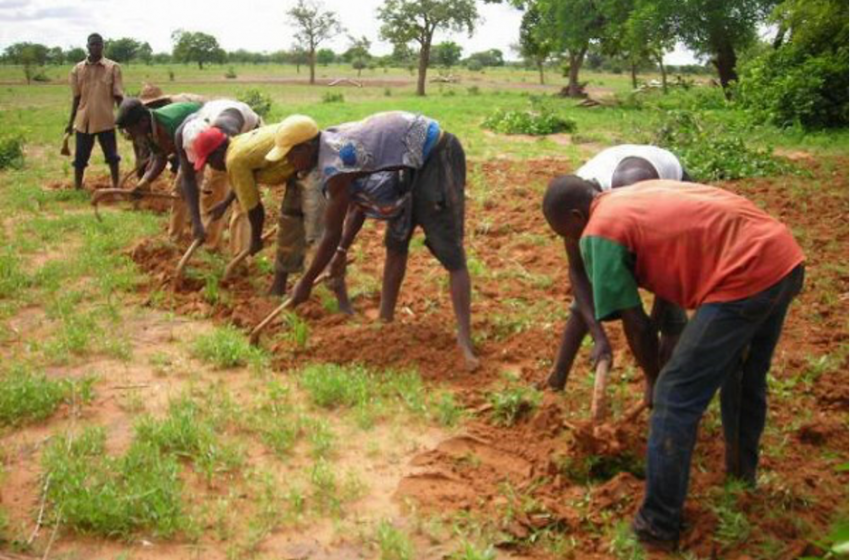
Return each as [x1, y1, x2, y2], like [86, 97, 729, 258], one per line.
[191, 325, 269, 370]
[0, 364, 94, 427]
[42, 427, 185, 538]
[487, 380, 542, 427]
[298, 362, 453, 429]
[375, 519, 415, 560]
[134, 395, 243, 480]
[711, 481, 752, 549]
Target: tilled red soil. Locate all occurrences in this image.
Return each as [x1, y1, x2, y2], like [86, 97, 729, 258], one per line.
[126, 156, 849, 558]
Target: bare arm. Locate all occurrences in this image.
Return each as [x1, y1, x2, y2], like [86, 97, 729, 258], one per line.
[66, 96, 80, 134]
[328, 205, 366, 277]
[566, 238, 613, 363]
[620, 305, 661, 406]
[175, 127, 205, 241]
[137, 151, 168, 188]
[289, 175, 353, 306]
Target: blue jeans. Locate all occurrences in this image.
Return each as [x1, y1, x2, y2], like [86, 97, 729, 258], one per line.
[635, 265, 804, 542]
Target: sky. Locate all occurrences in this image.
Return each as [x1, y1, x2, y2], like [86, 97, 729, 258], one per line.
[0, 0, 699, 64]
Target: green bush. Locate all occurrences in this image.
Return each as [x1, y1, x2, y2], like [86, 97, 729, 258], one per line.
[655, 111, 795, 181]
[237, 88, 273, 118]
[0, 136, 24, 170]
[738, 46, 849, 130]
[224, 66, 237, 79]
[484, 108, 576, 135]
[322, 91, 345, 103]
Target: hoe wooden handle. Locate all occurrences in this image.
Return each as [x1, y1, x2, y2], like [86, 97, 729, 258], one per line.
[590, 358, 612, 424]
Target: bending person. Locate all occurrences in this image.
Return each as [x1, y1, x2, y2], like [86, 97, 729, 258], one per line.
[546, 145, 692, 392]
[191, 120, 326, 296]
[175, 99, 262, 248]
[542, 177, 804, 551]
[270, 111, 478, 369]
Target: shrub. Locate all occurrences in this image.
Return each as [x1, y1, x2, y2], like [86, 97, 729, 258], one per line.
[0, 136, 24, 170]
[655, 111, 795, 181]
[321, 91, 344, 103]
[32, 71, 51, 82]
[738, 46, 849, 130]
[238, 88, 273, 118]
[467, 59, 484, 72]
[467, 85, 481, 96]
[224, 66, 237, 79]
[484, 108, 576, 135]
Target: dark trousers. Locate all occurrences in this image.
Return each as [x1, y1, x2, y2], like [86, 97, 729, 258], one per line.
[73, 129, 120, 170]
[636, 265, 804, 541]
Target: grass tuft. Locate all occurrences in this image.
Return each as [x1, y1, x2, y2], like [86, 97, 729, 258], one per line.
[42, 427, 185, 538]
[192, 325, 268, 370]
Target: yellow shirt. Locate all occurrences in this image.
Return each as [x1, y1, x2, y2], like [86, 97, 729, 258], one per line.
[225, 124, 295, 211]
[70, 57, 124, 134]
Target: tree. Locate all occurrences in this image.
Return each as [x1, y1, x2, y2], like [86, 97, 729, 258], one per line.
[137, 42, 153, 64]
[467, 48, 505, 67]
[46, 46, 64, 65]
[738, 0, 848, 129]
[171, 30, 226, 69]
[287, 0, 343, 85]
[4, 42, 48, 84]
[378, 0, 478, 96]
[432, 41, 462, 68]
[317, 48, 336, 65]
[620, 1, 676, 91]
[66, 47, 87, 63]
[105, 37, 141, 64]
[493, 0, 605, 97]
[343, 35, 371, 63]
[517, 3, 556, 85]
[666, 0, 777, 91]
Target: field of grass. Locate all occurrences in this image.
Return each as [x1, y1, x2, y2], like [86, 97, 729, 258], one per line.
[0, 64, 847, 559]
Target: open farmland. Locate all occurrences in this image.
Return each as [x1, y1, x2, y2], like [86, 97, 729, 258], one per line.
[0, 64, 847, 560]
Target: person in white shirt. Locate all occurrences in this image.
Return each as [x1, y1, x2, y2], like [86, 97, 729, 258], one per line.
[173, 100, 262, 248]
[544, 145, 692, 393]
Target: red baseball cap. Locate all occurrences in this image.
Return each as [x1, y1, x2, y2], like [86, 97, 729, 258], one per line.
[192, 127, 227, 171]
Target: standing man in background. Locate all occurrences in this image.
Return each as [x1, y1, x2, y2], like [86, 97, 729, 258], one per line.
[66, 33, 124, 190]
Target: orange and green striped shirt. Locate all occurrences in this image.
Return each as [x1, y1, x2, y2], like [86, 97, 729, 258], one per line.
[580, 180, 805, 320]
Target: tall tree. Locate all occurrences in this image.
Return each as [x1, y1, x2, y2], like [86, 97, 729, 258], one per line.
[378, 0, 478, 96]
[171, 30, 225, 69]
[517, 3, 555, 85]
[667, 0, 777, 91]
[287, 0, 343, 85]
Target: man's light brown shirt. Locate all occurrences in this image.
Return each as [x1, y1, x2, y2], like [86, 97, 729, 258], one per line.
[70, 57, 124, 134]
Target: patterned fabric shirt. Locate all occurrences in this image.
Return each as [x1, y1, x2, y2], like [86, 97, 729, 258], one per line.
[317, 111, 441, 194]
[70, 57, 124, 134]
[580, 180, 805, 320]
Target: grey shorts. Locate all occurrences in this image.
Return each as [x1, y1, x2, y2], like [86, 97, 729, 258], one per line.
[384, 132, 467, 271]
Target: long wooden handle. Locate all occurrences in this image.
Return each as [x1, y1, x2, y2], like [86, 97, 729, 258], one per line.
[174, 238, 204, 281]
[248, 271, 333, 345]
[223, 249, 251, 280]
[590, 358, 612, 424]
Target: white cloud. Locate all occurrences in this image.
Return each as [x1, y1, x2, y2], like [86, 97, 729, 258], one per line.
[0, 0, 699, 64]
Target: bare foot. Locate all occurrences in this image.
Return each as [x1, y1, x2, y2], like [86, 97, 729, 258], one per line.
[460, 346, 480, 372]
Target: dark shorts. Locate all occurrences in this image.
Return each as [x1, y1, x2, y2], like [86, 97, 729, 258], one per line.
[384, 132, 467, 271]
[74, 129, 120, 169]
